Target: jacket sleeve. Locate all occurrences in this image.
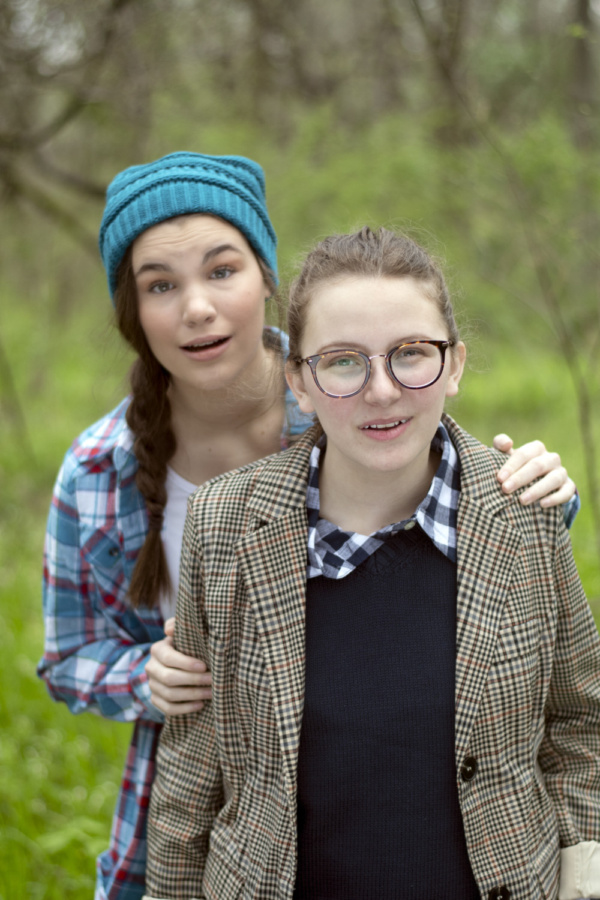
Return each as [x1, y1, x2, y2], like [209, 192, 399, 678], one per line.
[537, 519, 600, 899]
[37, 456, 163, 723]
[145, 510, 223, 899]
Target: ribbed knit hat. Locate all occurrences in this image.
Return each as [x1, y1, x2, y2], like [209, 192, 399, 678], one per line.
[99, 151, 278, 300]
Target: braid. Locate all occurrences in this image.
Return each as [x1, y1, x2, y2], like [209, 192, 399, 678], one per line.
[126, 358, 175, 608]
[115, 250, 175, 609]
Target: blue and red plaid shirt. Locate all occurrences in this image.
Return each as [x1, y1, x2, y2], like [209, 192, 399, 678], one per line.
[37, 329, 313, 900]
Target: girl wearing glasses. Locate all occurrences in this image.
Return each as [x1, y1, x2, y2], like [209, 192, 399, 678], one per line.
[146, 227, 600, 900]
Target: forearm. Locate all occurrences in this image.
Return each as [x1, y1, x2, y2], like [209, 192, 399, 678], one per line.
[38, 638, 164, 721]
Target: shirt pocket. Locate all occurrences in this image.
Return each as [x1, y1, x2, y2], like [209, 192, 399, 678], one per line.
[81, 527, 126, 600]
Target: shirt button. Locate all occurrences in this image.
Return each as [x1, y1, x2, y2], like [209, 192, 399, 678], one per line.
[488, 887, 511, 899]
[404, 520, 416, 530]
[460, 756, 478, 781]
[109, 547, 120, 558]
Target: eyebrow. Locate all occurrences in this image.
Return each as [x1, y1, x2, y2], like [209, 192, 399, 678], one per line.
[134, 243, 244, 279]
[314, 336, 440, 353]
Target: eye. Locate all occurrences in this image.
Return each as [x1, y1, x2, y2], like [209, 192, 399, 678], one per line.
[323, 352, 362, 370]
[395, 344, 426, 359]
[149, 280, 174, 294]
[210, 265, 235, 280]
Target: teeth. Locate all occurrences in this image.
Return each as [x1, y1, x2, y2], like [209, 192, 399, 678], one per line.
[186, 339, 220, 350]
[364, 419, 407, 430]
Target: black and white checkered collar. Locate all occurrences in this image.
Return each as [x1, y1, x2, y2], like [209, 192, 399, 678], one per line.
[306, 422, 461, 580]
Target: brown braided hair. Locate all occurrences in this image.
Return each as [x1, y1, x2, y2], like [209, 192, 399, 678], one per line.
[114, 242, 278, 610]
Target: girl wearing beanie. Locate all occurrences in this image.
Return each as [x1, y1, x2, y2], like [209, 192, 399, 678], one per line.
[38, 154, 578, 900]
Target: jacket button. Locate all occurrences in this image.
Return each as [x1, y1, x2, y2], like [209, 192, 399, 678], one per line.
[460, 756, 478, 781]
[488, 887, 510, 899]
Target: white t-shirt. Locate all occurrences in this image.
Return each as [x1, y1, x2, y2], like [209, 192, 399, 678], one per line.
[159, 466, 198, 621]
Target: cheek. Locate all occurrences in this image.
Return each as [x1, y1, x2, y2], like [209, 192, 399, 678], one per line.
[138, 304, 167, 346]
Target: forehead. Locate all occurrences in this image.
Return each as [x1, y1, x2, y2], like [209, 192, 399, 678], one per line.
[131, 213, 250, 262]
[302, 275, 445, 346]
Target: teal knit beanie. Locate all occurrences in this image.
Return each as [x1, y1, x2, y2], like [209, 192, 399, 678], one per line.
[99, 151, 278, 300]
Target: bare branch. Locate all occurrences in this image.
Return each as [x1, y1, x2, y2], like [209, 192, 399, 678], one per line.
[3, 166, 98, 257]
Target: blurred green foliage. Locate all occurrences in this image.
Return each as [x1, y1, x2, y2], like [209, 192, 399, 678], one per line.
[1, 65, 599, 900]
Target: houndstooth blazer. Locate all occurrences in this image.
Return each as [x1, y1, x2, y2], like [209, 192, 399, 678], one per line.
[145, 415, 600, 900]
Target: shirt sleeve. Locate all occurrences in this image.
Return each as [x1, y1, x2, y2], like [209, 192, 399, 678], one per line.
[37, 456, 164, 724]
[562, 491, 580, 530]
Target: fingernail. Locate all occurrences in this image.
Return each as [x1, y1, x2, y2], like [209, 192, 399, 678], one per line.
[503, 478, 514, 491]
[520, 491, 531, 504]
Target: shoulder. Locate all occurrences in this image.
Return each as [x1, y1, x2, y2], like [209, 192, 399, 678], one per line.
[443, 413, 563, 536]
[443, 413, 507, 498]
[268, 326, 315, 440]
[56, 397, 137, 491]
[188, 425, 318, 530]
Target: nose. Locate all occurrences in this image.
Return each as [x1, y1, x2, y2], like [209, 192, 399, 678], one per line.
[362, 356, 402, 406]
[181, 283, 217, 326]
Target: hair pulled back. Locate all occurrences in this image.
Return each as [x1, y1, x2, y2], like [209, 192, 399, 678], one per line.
[287, 226, 459, 367]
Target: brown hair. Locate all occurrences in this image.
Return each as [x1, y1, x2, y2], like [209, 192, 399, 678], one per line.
[115, 243, 277, 610]
[287, 226, 460, 368]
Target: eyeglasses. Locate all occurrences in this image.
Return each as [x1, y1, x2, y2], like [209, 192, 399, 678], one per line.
[296, 340, 454, 398]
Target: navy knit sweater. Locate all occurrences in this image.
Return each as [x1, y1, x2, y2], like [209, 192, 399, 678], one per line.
[294, 524, 480, 899]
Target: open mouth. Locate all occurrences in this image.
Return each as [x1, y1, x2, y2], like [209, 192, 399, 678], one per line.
[182, 337, 229, 351]
[361, 419, 409, 431]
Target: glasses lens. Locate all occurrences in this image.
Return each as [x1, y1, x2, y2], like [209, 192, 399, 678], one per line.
[390, 343, 443, 388]
[315, 351, 367, 396]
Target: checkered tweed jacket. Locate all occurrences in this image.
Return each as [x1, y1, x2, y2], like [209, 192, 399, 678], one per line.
[146, 415, 600, 900]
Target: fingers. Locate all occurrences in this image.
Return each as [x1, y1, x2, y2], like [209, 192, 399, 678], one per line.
[497, 440, 551, 486]
[148, 678, 212, 716]
[495, 438, 576, 506]
[146, 636, 212, 716]
[163, 616, 175, 637]
[493, 433, 514, 455]
[526, 474, 576, 508]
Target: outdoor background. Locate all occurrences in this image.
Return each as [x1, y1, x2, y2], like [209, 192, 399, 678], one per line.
[0, 0, 599, 895]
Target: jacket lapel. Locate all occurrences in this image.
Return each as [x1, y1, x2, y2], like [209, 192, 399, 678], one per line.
[454, 495, 522, 758]
[235, 509, 308, 802]
[444, 415, 524, 760]
[233, 429, 318, 804]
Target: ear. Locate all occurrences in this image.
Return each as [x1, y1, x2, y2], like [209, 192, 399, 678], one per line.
[444, 341, 466, 398]
[285, 364, 316, 415]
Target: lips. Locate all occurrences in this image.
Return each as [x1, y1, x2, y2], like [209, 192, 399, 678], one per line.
[181, 336, 229, 350]
[361, 418, 409, 431]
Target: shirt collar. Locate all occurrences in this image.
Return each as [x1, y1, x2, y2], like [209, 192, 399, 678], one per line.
[306, 422, 461, 580]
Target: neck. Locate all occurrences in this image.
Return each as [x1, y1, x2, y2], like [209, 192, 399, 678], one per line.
[169, 341, 279, 431]
[167, 346, 285, 484]
[319, 448, 440, 535]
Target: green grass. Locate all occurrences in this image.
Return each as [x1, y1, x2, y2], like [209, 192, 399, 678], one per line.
[0, 284, 598, 897]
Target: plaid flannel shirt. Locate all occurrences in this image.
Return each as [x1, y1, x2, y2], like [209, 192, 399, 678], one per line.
[37, 329, 313, 900]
